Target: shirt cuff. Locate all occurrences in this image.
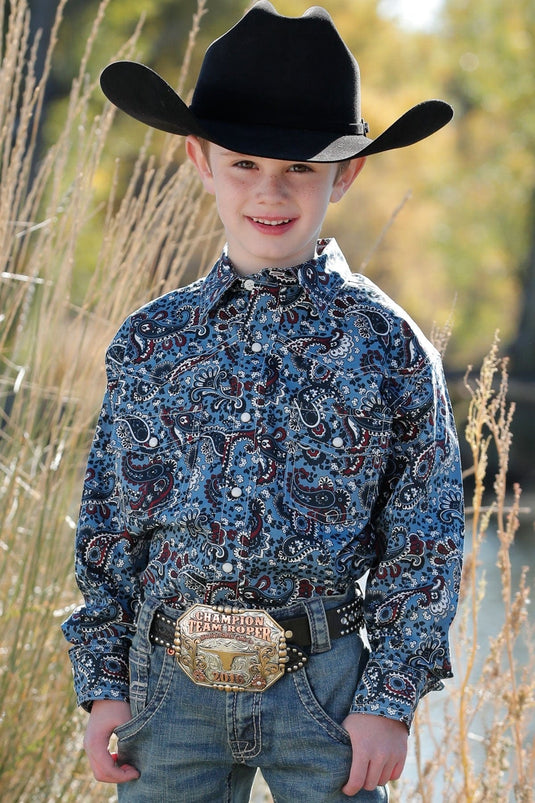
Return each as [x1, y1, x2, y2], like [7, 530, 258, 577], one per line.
[350, 657, 445, 729]
[67, 644, 130, 712]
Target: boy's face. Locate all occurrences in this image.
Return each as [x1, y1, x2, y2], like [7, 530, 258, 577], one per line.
[186, 137, 365, 276]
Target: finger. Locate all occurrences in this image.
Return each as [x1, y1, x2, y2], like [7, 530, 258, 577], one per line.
[86, 744, 140, 784]
[388, 757, 406, 783]
[341, 759, 368, 796]
[92, 760, 140, 784]
[373, 753, 407, 788]
[347, 756, 389, 793]
[114, 762, 141, 784]
[376, 759, 398, 788]
[362, 758, 384, 792]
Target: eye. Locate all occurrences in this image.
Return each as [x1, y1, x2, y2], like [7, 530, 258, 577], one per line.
[288, 163, 313, 173]
[234, 159, 257, 169]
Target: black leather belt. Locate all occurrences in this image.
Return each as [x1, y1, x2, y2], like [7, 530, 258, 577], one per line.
[150, 594, 364, 676]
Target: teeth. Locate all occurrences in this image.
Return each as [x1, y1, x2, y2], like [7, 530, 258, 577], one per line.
[252, 218, 291, 226]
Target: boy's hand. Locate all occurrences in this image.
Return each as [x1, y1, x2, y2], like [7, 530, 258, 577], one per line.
[84, 699, 140, 784]
[341, 712, 408, 795]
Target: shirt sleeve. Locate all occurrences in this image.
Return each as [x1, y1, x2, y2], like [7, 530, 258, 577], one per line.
[61, 325, 150, 711]
[350, 343, 464, 729]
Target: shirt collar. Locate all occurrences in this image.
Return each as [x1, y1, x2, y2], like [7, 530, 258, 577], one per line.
[198, 238, 352, 320]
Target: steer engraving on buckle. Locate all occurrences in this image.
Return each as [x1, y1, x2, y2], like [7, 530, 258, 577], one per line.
[173, 604, 288, 692]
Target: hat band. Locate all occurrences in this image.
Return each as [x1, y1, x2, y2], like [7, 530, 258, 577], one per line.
[195, 109, 370, 138]
[349, 120, 369, 136]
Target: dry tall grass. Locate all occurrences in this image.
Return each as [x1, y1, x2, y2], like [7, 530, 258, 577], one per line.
[390, 336, 535, 802]
[0, 1, 221, 800]
[0, 2, 533, 801]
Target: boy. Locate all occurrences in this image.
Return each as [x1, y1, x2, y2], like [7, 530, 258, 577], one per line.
[62, 3, 464, 801]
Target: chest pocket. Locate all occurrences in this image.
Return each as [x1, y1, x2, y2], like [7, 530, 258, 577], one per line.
[116, 407, 202, 525]
[283, 398, 391, 527]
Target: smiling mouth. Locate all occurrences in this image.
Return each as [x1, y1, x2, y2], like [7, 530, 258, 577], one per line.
[250, 217, 292, 226]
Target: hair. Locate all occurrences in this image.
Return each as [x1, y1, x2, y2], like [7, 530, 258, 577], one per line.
[335, 159, 352, 179]
[197, 137, 212, 161]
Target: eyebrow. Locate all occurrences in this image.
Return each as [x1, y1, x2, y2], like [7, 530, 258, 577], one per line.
[216, 147, 251, 159]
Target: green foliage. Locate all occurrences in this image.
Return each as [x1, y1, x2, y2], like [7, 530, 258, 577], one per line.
[436, 0, 535, 366]
[31, 0, 535, 371]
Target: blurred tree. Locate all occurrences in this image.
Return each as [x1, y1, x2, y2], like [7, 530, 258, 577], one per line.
[438, 0, 535, 483]
[26, 0, 535, 379]
[513, 189, 535, 377]
[28, 0, 58, 81]
[439, 0, 535, 376]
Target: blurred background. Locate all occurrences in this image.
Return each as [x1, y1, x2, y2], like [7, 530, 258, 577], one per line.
[28, 0, 535, 483]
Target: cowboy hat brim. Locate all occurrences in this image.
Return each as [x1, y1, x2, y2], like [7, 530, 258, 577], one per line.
[100, 61, 453, 162]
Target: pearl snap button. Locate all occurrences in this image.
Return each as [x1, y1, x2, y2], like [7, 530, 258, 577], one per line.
[222, 562, 233, 573]
[240, 412, 252, 423]
[251, 342, 262, 353]
[230, 486, 242, 498]
[243, 279, 255, 290]
[332, 436, 344, 448]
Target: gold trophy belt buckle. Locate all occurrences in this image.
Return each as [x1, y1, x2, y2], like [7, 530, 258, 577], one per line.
[173, 603, 292, 692]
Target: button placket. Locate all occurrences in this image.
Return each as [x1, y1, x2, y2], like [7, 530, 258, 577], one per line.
[240, 276, 278, 357]
[218, 282, 281, 564]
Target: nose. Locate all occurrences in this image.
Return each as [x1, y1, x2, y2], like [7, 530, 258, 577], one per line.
[255, 172, 289, 201]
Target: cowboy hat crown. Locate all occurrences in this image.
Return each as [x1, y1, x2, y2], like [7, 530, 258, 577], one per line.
[100, 1, 453, 162]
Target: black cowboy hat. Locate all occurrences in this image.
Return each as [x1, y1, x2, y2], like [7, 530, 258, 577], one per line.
[100, 1, 453, 162]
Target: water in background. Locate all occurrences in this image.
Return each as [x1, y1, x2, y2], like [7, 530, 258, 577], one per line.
[401, 504, 535, 798]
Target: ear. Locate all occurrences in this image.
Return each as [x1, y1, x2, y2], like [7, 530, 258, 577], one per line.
[330, 157, 366, 204]
[185, 136, 215, 195]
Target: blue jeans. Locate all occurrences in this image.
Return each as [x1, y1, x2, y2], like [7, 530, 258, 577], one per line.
[115, 593, 388, 803]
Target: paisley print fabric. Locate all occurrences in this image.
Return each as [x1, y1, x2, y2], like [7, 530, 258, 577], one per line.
[62, 239, 464, 726]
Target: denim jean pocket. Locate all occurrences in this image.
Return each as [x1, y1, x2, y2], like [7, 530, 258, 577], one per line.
[291, 632, 366, 745]
[114, 645, 175, 742]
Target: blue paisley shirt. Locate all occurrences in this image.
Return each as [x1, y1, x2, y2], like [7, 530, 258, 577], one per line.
[62, 238, 464, 726]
